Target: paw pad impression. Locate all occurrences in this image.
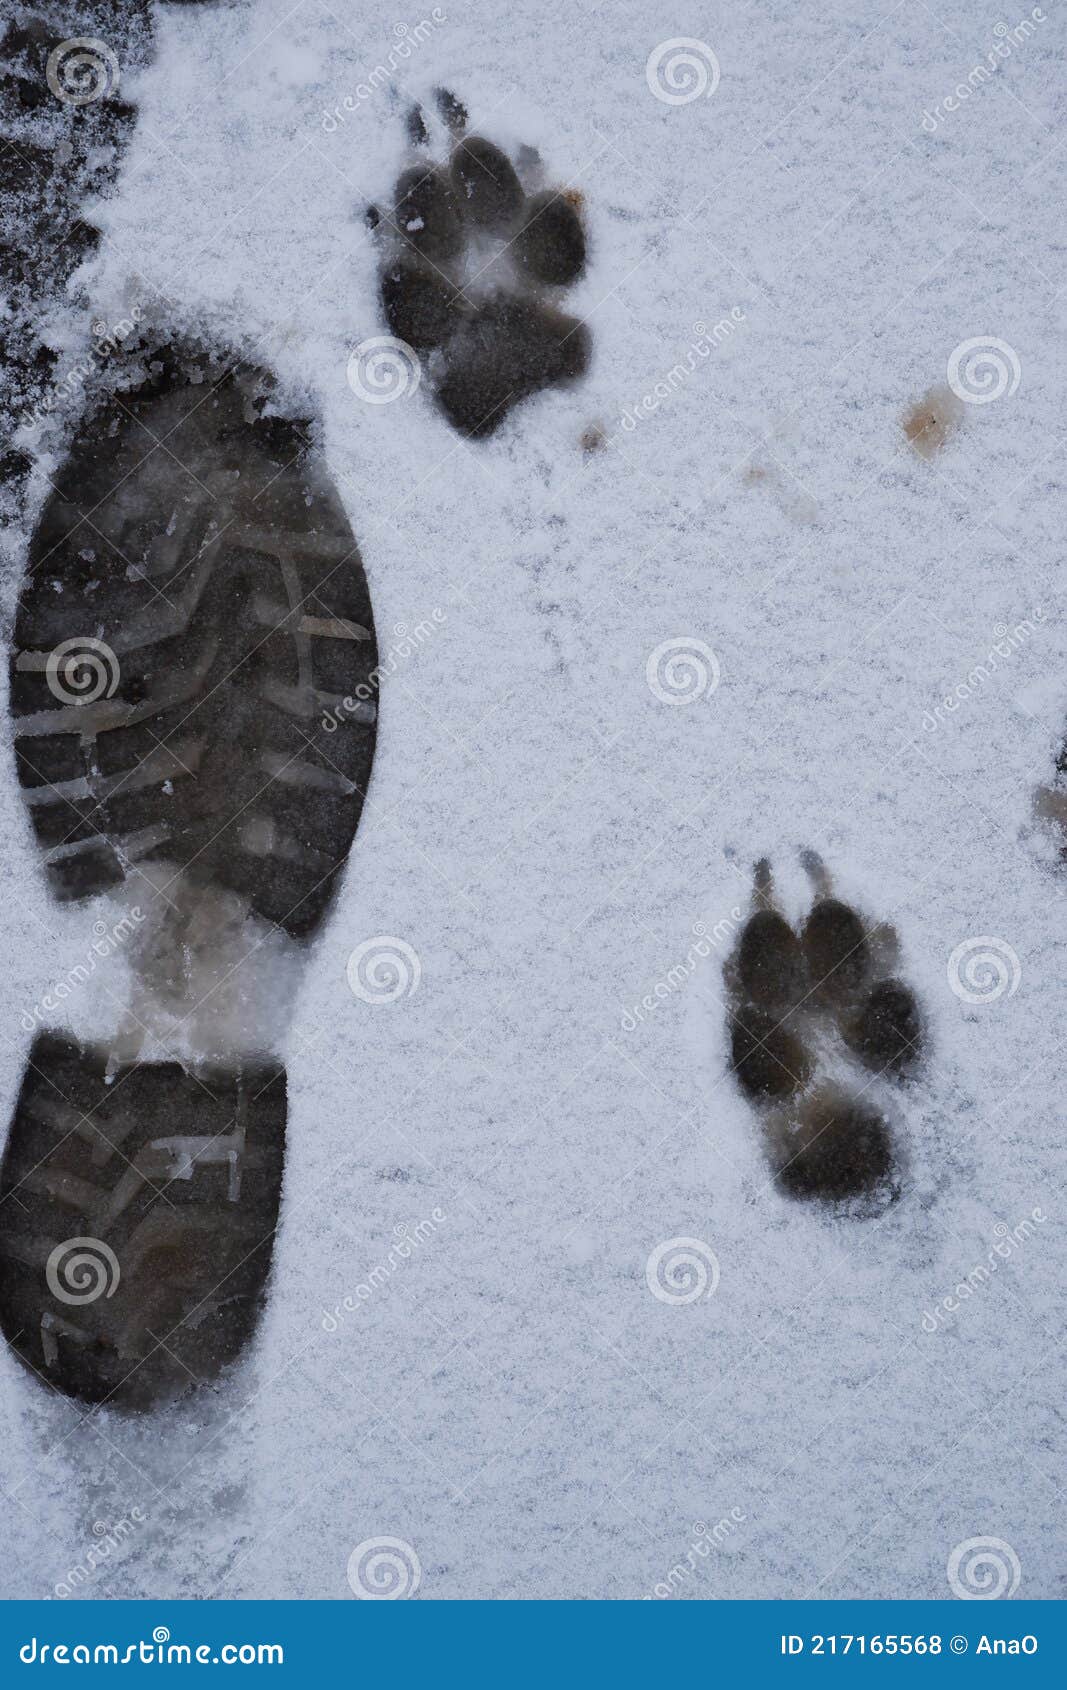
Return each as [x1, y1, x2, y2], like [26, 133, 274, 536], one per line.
[724, 856, 925, 1214]
[372, 89, 590, 438]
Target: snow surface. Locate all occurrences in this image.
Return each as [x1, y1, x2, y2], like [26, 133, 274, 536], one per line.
[1, 0, 1065, 1601]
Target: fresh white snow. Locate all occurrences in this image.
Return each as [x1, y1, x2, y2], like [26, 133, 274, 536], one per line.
[0, 0, 1064, 1601]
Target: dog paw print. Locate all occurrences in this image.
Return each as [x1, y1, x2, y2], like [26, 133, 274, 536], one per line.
[724, 854, 925, 1215]
[1034, 730, 1067, 856]
[369, 88, 591, 438]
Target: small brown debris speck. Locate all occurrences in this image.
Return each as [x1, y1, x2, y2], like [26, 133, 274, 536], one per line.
[904, 384, 963, 458]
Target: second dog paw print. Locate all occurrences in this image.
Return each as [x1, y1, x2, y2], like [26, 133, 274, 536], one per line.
[369, 88, 591, 438]
[724, 854, 925, 1215]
